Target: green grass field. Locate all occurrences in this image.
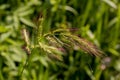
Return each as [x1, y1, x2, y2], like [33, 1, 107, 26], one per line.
[0, 0, 120, 80]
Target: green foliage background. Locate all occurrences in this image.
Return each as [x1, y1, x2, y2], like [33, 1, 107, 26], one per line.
[0, 0, 120, 80]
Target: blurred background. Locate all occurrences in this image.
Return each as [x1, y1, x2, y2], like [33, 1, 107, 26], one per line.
[0, 0, 120, 80]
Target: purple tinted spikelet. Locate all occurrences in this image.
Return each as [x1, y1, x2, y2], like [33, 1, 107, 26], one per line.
[62, 33, 103, 57]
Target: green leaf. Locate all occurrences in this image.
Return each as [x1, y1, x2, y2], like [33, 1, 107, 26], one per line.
[108, 48, 119, 56]
[20, 17, 36, 27]
[18, 9, 34, 17]
[0, 26, 8, 33]
[39, 56, 48, 67]
[102, 0, 117, 9]
[0, 4, 9, 10]
[65, 5, 78, 15]
[0, 31, 11, 43]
